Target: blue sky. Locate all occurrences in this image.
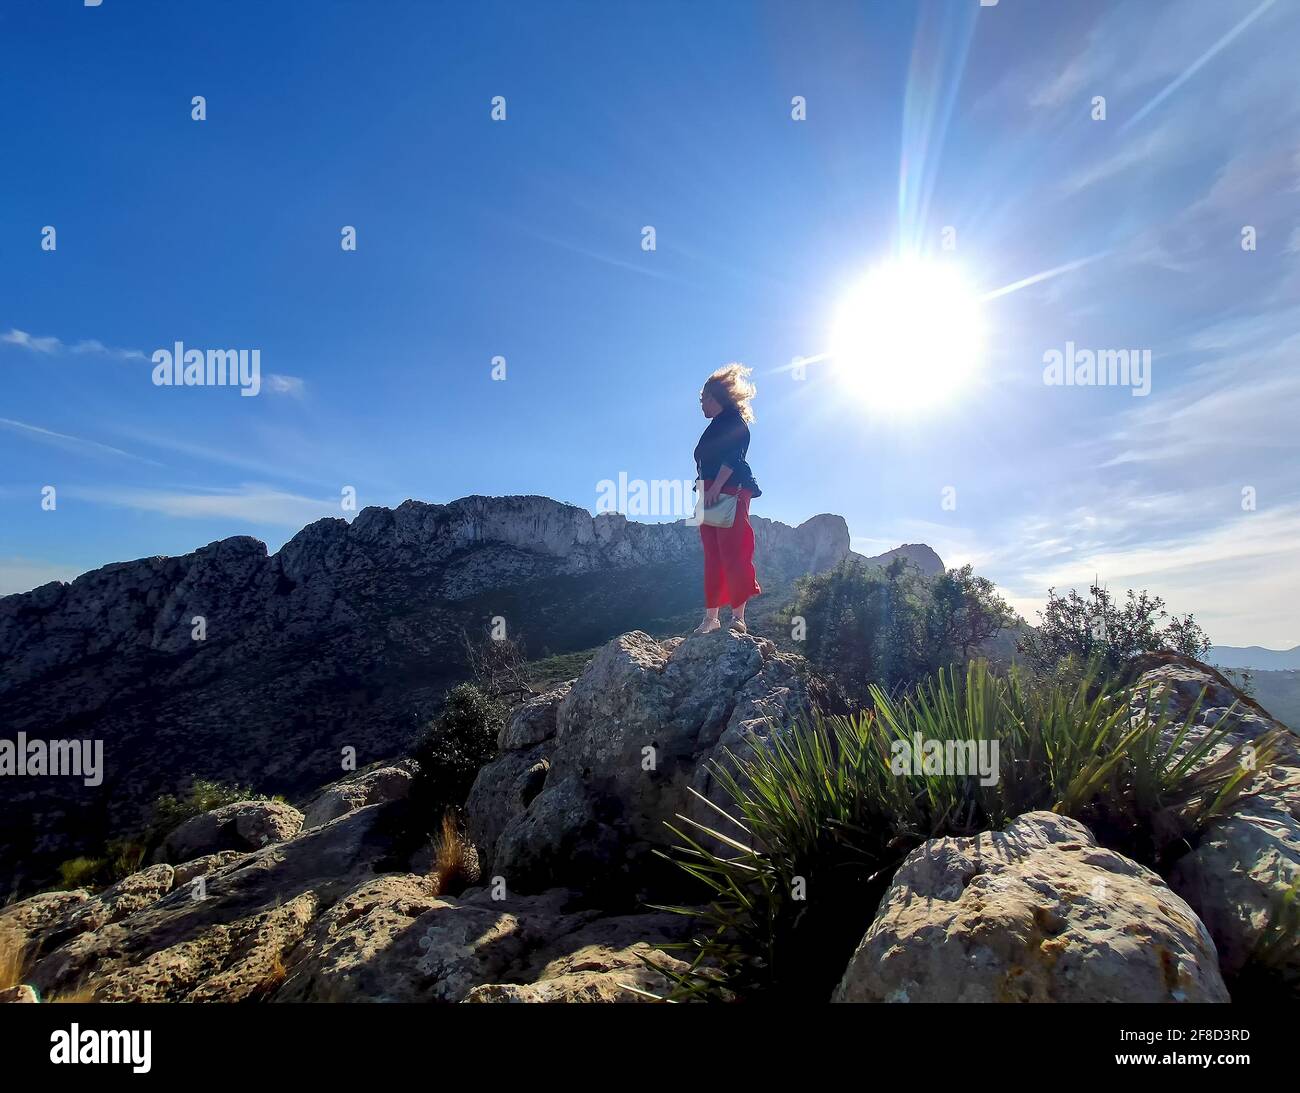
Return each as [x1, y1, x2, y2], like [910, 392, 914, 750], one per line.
[2, 0, 1298, 647]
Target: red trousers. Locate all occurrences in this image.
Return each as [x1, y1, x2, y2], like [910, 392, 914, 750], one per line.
[699, 481, 761, 609]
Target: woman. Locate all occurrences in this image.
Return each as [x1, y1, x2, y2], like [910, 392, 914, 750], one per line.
[693, 363, 762, 634]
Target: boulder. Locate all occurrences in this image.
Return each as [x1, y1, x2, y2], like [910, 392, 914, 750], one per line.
[1170, 790, 1300, 980]
[466, 628, 824, 891]
[833, 812, 1228, 1003]
[276, 881, 689, 1004]
[45, 865, 176, 948]
[300, 765, 415, 830]
[1129, 656, 1300, 984]
[21, 802, 390, 1002]
[461, 943, 687, 1002]
[172, 851, 243, 888]
[499, 683, 572, 750]
[0, 985, 38, 1003]
[0, 889, 89, 951]
[155, 799, 304, 863]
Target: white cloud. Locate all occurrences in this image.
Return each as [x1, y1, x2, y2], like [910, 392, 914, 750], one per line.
[1, 328, 145, 361]
[0, 417, 163, 466]
[1003, 504, 1300, 648]
[266, 373, 306, 397]
[70, 484, 350, 528]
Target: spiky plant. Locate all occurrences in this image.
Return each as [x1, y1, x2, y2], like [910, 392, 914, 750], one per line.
[654, 660, 1282, 1000]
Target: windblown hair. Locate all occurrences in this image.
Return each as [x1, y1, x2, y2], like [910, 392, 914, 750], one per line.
[702, 362, 757, 423]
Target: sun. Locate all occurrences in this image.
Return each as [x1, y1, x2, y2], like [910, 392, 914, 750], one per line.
[829, 257, 985, 414]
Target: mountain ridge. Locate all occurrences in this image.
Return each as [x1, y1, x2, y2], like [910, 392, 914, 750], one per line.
[0, 493, 943, 894]
[1209, 645, 1300, 671]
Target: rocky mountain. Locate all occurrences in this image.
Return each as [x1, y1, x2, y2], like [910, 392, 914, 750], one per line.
[0, 494, 942, 896]
[2, 638, 1294, 1004]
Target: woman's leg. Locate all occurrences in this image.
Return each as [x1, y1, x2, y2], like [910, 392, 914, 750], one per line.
[719, 490, 760, 622]
[696, 517, 725, 633]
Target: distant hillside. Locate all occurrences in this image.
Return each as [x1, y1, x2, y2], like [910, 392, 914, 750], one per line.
[1210, 645, 1300, 671]
[1219, 669, 1300, 731]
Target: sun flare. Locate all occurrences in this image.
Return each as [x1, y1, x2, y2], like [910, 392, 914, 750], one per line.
[830, 258, 985, 414]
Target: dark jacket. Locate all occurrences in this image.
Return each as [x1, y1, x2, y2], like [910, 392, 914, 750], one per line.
[694, 406, 762, 497]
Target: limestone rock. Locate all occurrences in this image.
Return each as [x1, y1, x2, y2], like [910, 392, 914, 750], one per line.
[499, 683, 572, 751]
[172, 851, 244, 888]
[156, 799, 304, 863]
[468, 627, 824, 890]
[0, 889, 89, 951]
[833, 812, 1228, 1003]
[0, 985, 38, 1003]
[300, 765, 415, 830]
[1129, 655, 1300, 984]
[21, 803, 391, 1002]
[462, 942, 687, 1003]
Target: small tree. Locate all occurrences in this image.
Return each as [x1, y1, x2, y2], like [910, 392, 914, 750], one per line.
[1016, 583, 1211, 681]
[787, 558, 1012, 704]
[410, 683, 506, 818]
[461, 629, 538, 704]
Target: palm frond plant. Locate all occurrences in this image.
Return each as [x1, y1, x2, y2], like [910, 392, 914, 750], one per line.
[653, 659, 1283, 1001]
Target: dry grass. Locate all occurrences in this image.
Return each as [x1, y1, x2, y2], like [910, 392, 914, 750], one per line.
[0, 929, 23, 992]
[0, 929, 98, 1002]
[429, 811, 480, 897]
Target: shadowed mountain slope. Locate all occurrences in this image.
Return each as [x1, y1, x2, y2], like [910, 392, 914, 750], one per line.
[0, 495, 941, 894]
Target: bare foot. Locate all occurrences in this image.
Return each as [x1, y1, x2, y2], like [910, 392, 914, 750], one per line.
[729, 618, 747, 633]
[693, 617, 721, 635]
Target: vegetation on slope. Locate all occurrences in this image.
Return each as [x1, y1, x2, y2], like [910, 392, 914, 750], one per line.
[658, 659, 1283, 1000]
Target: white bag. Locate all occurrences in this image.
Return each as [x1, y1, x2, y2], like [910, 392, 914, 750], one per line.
[695, 491, 737, 528]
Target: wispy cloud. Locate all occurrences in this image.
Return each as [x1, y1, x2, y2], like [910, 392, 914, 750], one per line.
[69, 483, 351, 528]
[1, 328, 146, 361]
[266, 373, 306, 397]
[0, 417, 163, 466]
[1002, 504, 1300, 648]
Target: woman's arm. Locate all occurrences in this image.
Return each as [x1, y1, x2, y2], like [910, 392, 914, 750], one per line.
[703, 464, 733, 505]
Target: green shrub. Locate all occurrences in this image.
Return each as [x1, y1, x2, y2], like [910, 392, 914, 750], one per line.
[148, 778, 258, 846]
[656, 660, 1280, 1001]
[57, 857, 107, 891]
[410, 683, 506, 823]
[786, 558, 1012, 705]
[1017, 583, 1211, 681]
[54, 780, 259, 892]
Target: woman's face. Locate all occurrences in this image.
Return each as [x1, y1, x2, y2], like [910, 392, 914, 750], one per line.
[700, 390, 723, 418]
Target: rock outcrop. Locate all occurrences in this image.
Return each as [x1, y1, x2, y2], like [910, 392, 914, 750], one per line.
[0, 494, 938, 894]
[299, 763, 416, 831]
[1128, 655, 1300, 985]
[155, 800, 304, 864]
[466, 627, 826, 893]
[833, 812, 1229, 1003]
[4, 640, 1295, 1005]
[0, 798, 695, 1004]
